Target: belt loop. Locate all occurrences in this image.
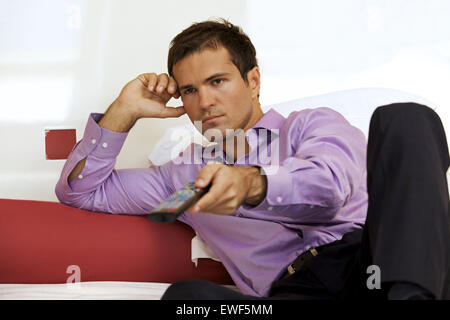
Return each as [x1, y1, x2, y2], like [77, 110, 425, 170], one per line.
[286, 247, 319, 276]
[287, 264, 296, 275]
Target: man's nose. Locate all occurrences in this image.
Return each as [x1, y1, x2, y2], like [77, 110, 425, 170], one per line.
[198, 87, 215, 110]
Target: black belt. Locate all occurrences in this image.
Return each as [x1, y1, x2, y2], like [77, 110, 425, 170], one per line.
[282, 247, 319, 279]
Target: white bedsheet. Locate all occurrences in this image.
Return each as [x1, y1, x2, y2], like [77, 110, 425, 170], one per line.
[0, 282, 240, 300]
[0, 281, 171, 300]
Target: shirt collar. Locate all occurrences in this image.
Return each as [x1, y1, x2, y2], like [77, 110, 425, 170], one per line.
[251, 108, 285, 131]
[201, 109, 285, 162]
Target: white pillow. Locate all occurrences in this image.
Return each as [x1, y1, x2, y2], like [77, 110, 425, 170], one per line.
[262, 87, 437, 138]
[149, 87, 437, 165]
[148, 123, 212, 165]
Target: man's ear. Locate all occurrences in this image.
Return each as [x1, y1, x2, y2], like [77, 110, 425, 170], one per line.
[246, 66, 261, 99]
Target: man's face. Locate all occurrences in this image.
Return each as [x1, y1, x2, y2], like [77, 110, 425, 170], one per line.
[172, 46, 260, 141]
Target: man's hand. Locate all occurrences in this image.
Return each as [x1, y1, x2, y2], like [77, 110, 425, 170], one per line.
[98, 73, 186, 133]
[113, 73, 186, 119]
[187, 163, 268, 215]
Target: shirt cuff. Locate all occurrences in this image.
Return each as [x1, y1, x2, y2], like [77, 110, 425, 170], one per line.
[241, 164, 293, 211]
[77, 113, 128, 159]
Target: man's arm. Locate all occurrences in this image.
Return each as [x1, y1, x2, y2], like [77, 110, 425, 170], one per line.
[66, 101, 138, 184]
[247, 107, 368, 223]
[57, 73, 186, 213]
[67, 73, 185, 185]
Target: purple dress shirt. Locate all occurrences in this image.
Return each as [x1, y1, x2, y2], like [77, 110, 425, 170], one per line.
[55, 107, 368, 297]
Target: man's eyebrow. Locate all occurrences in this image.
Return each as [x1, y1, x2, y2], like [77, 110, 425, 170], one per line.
[178, 72, 230, 92]
[204, 72, 230, 82]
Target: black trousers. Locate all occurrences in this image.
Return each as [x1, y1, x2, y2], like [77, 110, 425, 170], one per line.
[162, 103, 450, 300]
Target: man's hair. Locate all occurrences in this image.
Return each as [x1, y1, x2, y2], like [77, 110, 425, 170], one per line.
[167, 18, 258, 83]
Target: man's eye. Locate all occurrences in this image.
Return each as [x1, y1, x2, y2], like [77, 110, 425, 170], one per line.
[212, 79, 223, 85]
[183, 88, 195, 95]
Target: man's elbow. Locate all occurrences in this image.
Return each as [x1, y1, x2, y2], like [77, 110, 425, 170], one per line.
[54, 180, 85, 209]
[325, 164, 364, 208]
[315, 178, 351, 209]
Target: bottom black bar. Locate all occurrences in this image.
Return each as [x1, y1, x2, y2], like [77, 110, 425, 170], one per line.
[1, 300, 449, 318]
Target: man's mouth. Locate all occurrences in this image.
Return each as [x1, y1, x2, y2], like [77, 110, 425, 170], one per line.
[202, 115, 223, 124]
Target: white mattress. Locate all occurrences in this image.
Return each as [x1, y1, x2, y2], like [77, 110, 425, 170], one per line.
[0, 281, 240, 300]
[0, 281, 171, 300]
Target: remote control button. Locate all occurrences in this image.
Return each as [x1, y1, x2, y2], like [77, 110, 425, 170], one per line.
[179, 190, 194, 197]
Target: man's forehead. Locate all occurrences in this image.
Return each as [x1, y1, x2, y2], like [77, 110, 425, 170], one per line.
[172, 47, 236, 84]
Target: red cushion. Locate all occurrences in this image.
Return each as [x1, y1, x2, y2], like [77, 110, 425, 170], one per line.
[0, 198, 233, 285]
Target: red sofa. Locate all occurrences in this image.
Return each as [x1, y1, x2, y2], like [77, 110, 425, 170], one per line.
[0, 198, 233, 285]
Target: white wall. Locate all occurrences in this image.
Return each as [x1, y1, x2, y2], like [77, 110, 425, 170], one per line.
[0, 0, 246, 201]
[0, 0, 449, 202]
[247, 0, 450, 134]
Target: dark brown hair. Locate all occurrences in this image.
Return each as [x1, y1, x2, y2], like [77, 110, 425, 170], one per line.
[167, 18, 258, 83]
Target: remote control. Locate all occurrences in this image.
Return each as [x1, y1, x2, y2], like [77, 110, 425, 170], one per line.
[147, 182, 210, 223]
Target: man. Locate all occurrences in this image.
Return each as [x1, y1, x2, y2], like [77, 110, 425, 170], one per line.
[56, 19, 449, 299]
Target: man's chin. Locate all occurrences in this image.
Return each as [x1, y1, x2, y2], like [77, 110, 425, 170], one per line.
[202, 127, 227, 143]
[203, 127, 246, 144]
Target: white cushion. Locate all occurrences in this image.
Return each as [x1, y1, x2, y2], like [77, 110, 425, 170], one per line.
[262, 87, 437, 138]
[148, 123, 212, 165]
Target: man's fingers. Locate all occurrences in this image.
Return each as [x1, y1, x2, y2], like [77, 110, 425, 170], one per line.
[147, 73, 158, 91]
[156, 74, 169, 94]
[136, 73, 157, 91]
[192, 183, 222, 213]
[137, 73, 180, 99]
[158, 106, 186, 118]
[168, 76, 178, 96]
[195, 162, 222, 189]
[191, 163, 224, 212]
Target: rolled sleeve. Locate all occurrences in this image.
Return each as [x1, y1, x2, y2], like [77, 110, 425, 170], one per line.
[243, 164, 293, 212]
[77, 113, 128, 159]
[55, 113, 130, 210]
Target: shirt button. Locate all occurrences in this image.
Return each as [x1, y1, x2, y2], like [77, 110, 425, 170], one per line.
[310, 205, 315, 209]
[102, 142, 108, 148]
[91, 139, 96, 144]
[268, 206, 273, 211]
[78, 174, 83, 179]
[276, 196, 283, 204]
